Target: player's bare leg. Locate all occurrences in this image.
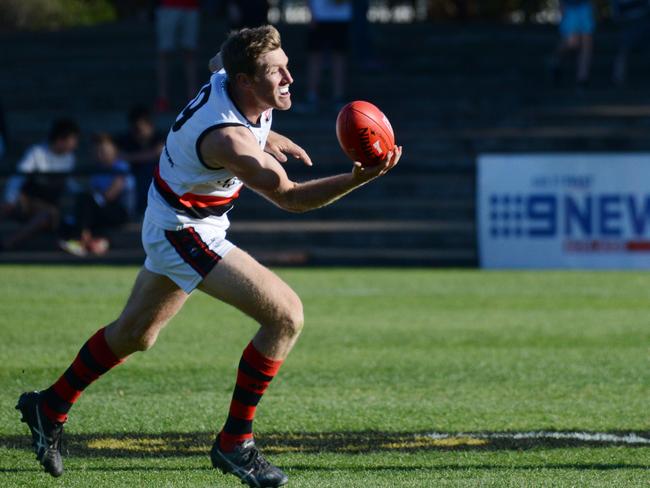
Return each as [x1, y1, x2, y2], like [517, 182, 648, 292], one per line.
[200, 247, 303, 359]
[198, 247, 303, 487]
[105, 268, 189, 356]
[16, 268, 187, 477]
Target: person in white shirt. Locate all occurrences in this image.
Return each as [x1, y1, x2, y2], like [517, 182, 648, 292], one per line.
[1, 118, 79, 250]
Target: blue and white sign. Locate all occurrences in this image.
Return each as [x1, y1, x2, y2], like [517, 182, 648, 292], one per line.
[478, 154, 650, 268]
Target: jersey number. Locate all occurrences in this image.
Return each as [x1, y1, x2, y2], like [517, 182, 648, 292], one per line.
[172, 84, 212, 132]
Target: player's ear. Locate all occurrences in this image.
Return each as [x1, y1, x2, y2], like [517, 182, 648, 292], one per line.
[234, 72, 254, 90]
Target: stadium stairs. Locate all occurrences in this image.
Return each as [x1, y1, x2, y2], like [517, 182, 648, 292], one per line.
[1, 19, 649, 266]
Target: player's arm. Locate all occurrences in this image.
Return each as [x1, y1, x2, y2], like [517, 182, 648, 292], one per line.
[199, 126, 401, 213]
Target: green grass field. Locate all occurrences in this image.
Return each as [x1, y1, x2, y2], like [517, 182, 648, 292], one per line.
[1, 265, 648, 487]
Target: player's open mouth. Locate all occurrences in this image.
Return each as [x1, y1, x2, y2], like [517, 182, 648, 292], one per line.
[279, 86, 290, 97]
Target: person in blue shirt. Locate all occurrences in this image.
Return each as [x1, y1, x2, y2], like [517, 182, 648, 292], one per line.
[549, 0, 596, 86]
[59, 133, 131, 256]
[115, 105, 164, 217]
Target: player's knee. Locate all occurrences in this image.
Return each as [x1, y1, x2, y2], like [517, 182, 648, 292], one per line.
[130, 331, 159, 352]
[274, 294, 304, 338]
[110, 320, 160, 353]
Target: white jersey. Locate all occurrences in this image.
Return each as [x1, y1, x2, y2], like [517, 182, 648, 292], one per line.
[145, 70, 273, 229]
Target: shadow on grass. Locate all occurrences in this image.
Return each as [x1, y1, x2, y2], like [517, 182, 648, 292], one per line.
[2, 463, 649, 474]
[1, 430, 649, 460]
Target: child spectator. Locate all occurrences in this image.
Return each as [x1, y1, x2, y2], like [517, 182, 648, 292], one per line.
[1, 118, 79, 251]
[59, 133, 130, 257]
[115, 105, 164, 216]
[549, 0, 596, 87]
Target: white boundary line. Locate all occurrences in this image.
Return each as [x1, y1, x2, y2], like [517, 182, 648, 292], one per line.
[425, 431, 650, 445]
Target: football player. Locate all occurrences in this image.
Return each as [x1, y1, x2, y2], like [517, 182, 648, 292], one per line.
[17, 25, 401, 487]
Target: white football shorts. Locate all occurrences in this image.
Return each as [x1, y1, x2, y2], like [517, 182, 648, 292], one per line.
[142, 217, 235, 293]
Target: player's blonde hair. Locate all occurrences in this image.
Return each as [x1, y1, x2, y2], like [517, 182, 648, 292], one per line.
[220, 25, 282, 78]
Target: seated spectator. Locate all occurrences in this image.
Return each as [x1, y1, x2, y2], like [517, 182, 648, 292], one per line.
[115, 105, 164, 216]
[0, 118, 79, 251]
[59, 133, 130, 257]
[611, 0, 650, 85]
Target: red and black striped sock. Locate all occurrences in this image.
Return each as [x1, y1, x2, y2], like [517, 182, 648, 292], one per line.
[219, 341, 283, 452]
[40, 327, 124, 424]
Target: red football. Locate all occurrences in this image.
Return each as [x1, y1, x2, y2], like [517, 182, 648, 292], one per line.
[336, 100, 395, 167]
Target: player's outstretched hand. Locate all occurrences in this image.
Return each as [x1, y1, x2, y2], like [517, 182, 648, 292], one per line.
[265, 132, 313, 166]
[353, 145, 402, 183]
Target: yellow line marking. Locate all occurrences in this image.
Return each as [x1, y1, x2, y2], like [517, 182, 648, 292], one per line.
[381, 437, 489, 449]
[85, 434, 489, 454]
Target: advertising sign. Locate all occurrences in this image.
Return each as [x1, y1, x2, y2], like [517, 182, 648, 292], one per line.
[478, 154, 650, 268]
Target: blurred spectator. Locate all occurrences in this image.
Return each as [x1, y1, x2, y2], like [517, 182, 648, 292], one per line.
[299, 0, 352, 112]
[155, 0, 200, 112]
[549, 0, 595, 87]
[59, 133, 130, 257]
[227, 0, 269, 29]
[0, 118, 79, 251]
[611, 0, 650, 85]
[351, 0, 382, 71]
[115, 105, 164, 216]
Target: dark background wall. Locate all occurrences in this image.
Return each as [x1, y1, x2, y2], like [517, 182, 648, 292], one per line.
[1, 2, 649, 265]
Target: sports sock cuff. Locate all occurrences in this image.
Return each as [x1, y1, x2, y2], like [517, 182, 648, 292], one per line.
[87, 327, 125, 367]
[242, 341, 283, 378]
[41, 400, 67, 424]
[219, 430, 254, 451]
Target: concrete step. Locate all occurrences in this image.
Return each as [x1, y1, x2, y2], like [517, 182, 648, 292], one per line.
[0, 220, 476, 266]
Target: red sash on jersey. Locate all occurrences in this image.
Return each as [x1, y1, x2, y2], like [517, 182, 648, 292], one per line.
[153, 165, 240, 219]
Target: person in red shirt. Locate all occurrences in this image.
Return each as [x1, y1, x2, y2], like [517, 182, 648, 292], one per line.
[155, 0, 200, 112]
